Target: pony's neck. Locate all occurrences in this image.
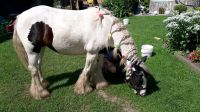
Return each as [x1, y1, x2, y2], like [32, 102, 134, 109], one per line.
[111, 21, 138, 60]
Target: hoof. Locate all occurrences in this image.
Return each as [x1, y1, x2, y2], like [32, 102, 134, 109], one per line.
[96, 81, 108, 90]
[74, 83, 93, 95]
[40, 89, 50, 99]
[31, 89, 50, 100]
[30, 86, 50, 100]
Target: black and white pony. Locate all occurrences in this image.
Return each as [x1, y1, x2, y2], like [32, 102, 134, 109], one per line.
[13, 5, 149, 99]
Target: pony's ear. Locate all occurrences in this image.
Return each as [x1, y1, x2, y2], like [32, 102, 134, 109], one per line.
[112, 48, 122, 61]
[141, 56, 148, 63]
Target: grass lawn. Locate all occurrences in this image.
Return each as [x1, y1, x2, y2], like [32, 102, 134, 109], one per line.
[1, 16, 200, 112]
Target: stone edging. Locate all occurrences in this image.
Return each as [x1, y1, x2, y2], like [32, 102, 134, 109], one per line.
[175, 53, 200, 74]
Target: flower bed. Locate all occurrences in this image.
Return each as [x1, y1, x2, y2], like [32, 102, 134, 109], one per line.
[164, 11, 200, 65]
[188, 50, 200, 62]
[175, 52, 200, 74]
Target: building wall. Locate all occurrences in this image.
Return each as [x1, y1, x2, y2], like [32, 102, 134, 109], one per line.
[149, 0, 200, 14]
[181, 0, 200, 7]
[149, 0, 175, 13]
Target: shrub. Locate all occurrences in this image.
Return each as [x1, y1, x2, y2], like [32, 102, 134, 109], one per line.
[163, 11, 200, 52]
[195, 7, 200, 11]
[159, 7, 165, 14]
[102, 0, 137, 17]
[140, 0, 150, 8]
[174, 4, 187, 14]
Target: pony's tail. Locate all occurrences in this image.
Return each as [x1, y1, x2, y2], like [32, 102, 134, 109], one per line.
[13, 20, 28, 69]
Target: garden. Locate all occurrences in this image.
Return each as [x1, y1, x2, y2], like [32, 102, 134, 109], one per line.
[1, 15, 200, 111]
[1, 0, 200, 112]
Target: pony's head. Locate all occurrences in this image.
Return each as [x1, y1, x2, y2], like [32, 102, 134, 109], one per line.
[112, 48, 148, 96]
[125, 56, 148, 96]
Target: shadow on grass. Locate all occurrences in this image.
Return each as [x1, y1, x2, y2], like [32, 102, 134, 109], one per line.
[0, 33, 12, 43]
[103, 71, 125, 85]
[146, 72, 160, 95]
[46, 68, 159, 95]
[151, 52, 156, 57]
[103, 68, 160, 95]
[46, 69, 126, 93]
[46, 69, 82, 93]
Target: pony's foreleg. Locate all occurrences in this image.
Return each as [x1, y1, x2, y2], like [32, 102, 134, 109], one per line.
[74, 53, 97, 94]
[92, 54, 108, 89]
[28, 54, 50, 99]
[38, 47, 48, 88]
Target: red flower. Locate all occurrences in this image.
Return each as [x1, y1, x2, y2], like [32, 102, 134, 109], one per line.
[188, 50, 200, 62]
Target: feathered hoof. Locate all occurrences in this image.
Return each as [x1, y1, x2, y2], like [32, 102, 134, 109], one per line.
[30, 86, 50, 100]
[74, 83, 93, 95]
[96, 81, 109, 90]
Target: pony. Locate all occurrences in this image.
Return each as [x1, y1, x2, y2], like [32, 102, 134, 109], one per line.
[13, 5, 149, 99]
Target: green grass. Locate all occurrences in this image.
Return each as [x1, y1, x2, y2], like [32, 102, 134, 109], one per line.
[1, 16, 200, 112]
[0, 35, 122, 111]
[105, 16, 200, 112]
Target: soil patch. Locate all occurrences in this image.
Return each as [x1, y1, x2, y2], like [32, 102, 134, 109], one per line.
[97, 90, 138, 112]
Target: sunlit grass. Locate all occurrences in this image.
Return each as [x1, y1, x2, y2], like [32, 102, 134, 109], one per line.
[105, 16, 200, 112]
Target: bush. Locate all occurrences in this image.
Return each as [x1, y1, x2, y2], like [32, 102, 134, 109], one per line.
[140, 0, 150, 8]
[163, 12, 200, 52]
[102, 0, 137, 17]
[159, 7, 165, 14]
[143, 7, 149, 14]
[195, 7, 200, 11]
[174, 4, 187, 14]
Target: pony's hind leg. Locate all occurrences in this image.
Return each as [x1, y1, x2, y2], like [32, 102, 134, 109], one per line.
[74, 53, 97, 94]
[92, 54, 108, 89]
[38, 47, 48, 88]
[28, 53, 50, 99]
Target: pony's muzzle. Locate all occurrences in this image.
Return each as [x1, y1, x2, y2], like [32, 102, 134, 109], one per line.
[133, 89, 146, 96]
[139, 89, 146, 96]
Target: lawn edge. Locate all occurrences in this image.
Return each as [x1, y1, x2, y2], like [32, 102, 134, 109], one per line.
[175, 53, 200, 75]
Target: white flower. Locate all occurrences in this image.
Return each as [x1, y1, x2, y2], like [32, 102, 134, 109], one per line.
[193, 11, 200, 15]
[166, 22, 179, 29]
[166, 32, 172, 37]
[193, 24, 200, 31]
[190, 15, 200, 22]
